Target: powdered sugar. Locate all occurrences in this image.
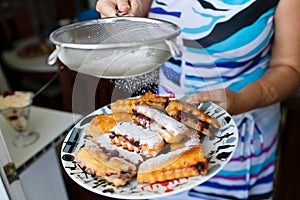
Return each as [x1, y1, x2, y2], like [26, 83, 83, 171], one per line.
[135, 105, 189, 136]
[94, 134, 144, 165]
[138, 146, 192, 172]
[110, 121, 164, 149]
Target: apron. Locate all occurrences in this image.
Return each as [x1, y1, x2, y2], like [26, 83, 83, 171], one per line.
[149, 0, 280, 199]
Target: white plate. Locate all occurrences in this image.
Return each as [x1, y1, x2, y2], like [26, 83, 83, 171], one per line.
[61, 100, 238, 199]
[2, 36, 57, 73]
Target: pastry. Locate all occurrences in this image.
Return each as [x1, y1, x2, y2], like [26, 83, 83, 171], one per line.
[169, 129, 201, 151]
[74, 145, 137, 187]
[165, 100, 220, 136]
[85, 112, 132, 137]
[95, 134, 144, 165]
[139, 92, 170, 110]
[132, 105, 189, 143]
[110, 98, 139, 113]
[110, 121, 165, 158]
[136, 145, 208, 184]
[110, 92, 169, 113]
[74, 96, 214, 187]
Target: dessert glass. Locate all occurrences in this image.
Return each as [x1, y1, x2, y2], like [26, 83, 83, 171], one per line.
[0, 92, 39, 148]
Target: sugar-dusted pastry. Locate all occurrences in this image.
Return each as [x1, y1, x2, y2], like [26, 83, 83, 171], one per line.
[95, 134, 144, 165]
[137, 145, 208, 184]
[139, 92, 170, 110]
[110, 98, 139, 113]
[169, 129, 201, 151]
[165, 100, 220, 136]
[110, 122, 165, 158]
[132, 105, 189, 143]
[110, 92, 169, 113]
[74, 145, 136, 187]
[85, 112, 132, 137]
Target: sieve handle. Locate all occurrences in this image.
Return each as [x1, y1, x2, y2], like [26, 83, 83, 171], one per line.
[47, 47, 59, 65]
[165, 40, 181, 57]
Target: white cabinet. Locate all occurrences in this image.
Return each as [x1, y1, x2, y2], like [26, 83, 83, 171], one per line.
[0, 106, 82, 200]
[19, 148, 68, 200]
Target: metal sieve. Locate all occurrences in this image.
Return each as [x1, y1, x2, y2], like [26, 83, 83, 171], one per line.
[48, 17, 181, 78]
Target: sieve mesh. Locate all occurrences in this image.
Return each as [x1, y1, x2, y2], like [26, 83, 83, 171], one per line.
[51, 17, 180, 47]
[48, 17, 181, 79]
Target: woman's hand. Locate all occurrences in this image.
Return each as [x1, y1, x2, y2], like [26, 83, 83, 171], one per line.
[185, 89, 241, 115]
[96, 0, 152, 18]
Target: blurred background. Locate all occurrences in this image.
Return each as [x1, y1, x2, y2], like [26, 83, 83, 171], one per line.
[0, 0, 99, 49]
[0, 0, 115, 115]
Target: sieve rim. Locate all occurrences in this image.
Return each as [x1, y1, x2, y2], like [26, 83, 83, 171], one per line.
[49, 17, 181, 50]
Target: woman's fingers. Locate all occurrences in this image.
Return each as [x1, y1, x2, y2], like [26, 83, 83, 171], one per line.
[116, 0, 131, 13]
[96, 0, 131, 17]
[96, 0, 117, 17]
[186, 89, 227, 104]
[186, 92, 212, 104]
[96, 0, 148, 17]
[185, 89, 234, 112]
[129, 0, 141, 16]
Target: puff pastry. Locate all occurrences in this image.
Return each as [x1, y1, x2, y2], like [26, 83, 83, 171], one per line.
[111, 92, 169, 113]
[74, 94, 214, 187]
[75, 145, 136, 187]
[169, 129, 201, 151]
[137, 145, 208, 184]
[85, 112, 132, 137]
[132, 105, 189, 143]
[165, 100, 219, 136]
[95, 134, 144, 165]
[110, 121, 165, 158]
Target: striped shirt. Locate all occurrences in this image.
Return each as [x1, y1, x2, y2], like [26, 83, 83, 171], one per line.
[149, 0, 280, 199]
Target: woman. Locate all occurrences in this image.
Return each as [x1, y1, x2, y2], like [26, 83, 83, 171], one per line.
[96, 0, 300, 199]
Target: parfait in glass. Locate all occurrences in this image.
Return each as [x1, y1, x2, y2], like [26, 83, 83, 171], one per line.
[0, 91, 39, 148]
